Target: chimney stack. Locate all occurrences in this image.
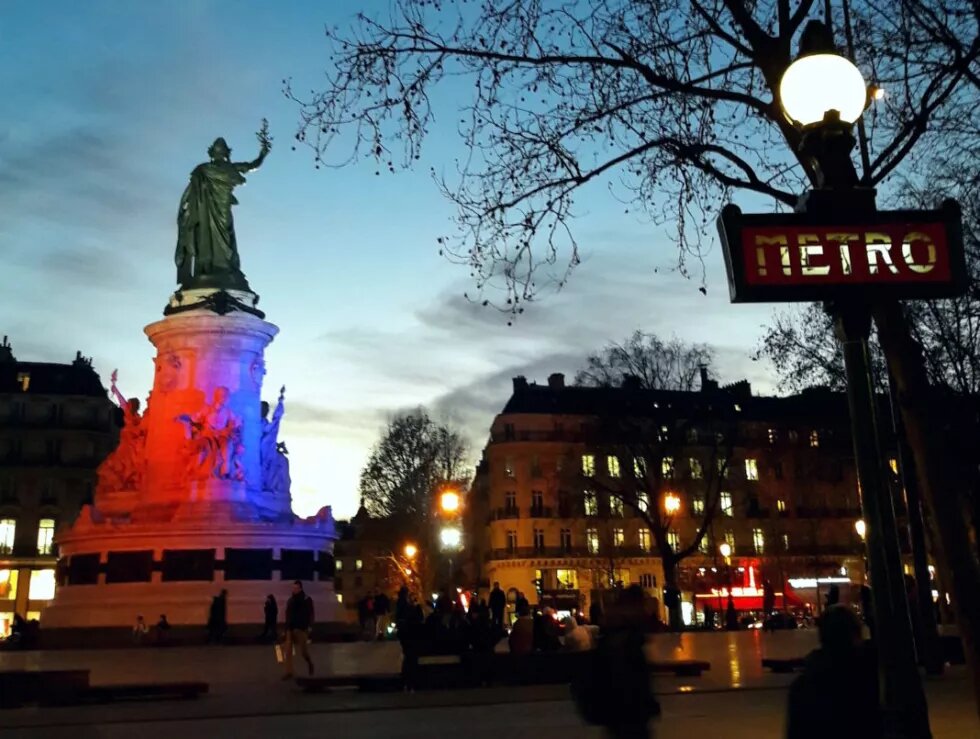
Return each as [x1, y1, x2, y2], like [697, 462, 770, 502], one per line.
[547, 373, 565, 390]
[513, 376, 528, 393]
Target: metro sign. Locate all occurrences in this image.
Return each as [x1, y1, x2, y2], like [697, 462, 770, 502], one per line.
[717, 200, 966, 303]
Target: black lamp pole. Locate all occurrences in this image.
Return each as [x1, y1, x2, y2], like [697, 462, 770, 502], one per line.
[795, 20, 932, 739]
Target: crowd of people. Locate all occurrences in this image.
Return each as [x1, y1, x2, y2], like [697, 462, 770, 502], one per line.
[0, 613, 40, 650]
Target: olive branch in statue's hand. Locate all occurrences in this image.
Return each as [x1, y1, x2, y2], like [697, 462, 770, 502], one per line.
[257, 118, 273, 153]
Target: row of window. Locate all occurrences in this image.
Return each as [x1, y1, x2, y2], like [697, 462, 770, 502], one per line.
[334, 558, 363, 572]
[0, 568, 56, 601]
[501, 490, 783, 519]
[527, 567, 657, 592]
[0, 518, 55, 556]
[501, 526, 778, 556]
[580, 454, 759, 481]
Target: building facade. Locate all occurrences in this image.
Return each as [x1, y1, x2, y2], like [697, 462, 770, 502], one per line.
[467, 372, 903, 623]
[0, 338, 118, 634]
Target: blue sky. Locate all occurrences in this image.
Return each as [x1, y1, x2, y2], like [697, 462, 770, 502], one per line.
[0, 1, 783, 518]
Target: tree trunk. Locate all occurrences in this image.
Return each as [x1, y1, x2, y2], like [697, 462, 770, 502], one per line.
[663, 559, 683, 632]
[874, 300, 980, 717]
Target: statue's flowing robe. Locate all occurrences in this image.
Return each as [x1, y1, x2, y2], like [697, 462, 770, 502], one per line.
[175, 162, 247, 287]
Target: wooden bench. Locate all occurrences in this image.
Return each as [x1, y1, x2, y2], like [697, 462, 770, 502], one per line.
[650, 660, 711, 677]
[82, 681, 209, 703]
[761, 657, 806, 673]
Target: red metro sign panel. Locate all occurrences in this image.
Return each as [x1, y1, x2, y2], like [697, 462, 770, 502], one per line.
[717, 200, 966, 303]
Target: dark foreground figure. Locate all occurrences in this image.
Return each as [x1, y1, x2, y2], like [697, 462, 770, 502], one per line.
[786, 605, 882, 739]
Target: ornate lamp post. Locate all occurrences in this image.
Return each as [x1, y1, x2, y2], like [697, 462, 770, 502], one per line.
[780, 20, 930, 738]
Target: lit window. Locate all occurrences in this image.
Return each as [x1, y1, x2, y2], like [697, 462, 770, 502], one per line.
[667, 530, 680, 552]
[0, 569, 18, 600]
[661, 457, 675, 479]
[716, 458, 728, 478]
[36, 519, 55, 555]
[658, 425, 669, 442]
[768, 428, 777, 444]
[752, 529, 765, 554]
[28, 569, 55, 601]
[639, 573, 656, 588]
[809, 430, 820, 448]
[613, 528, 625, 547]
[777, 499, 787, 512]
[556, 569, 578, 589]
[633, 457, 647, 478]
[734, 403, 742, 412]
[505, 491, 517, 511]
[355, 559, 363, 571]
[336, 593, 343, 604]
[506, 530, 517, 551]
[587, 528, 599, 554]
[612, 568, 630, 586]
[745, 459, 759, 481]
[0, 519, 14, 555]
[607, 456, 621, 478]
[698, 536, 712, 554]
[584, 491, 598, 517]
[16, 373, 30, 392]
[724, 530, 736, 552]
[720, 492, 733, 517]
[636, 491, 650, 512]
[609, 496, 624, 517]
[889, 458, 899, 475]
[533, 529, 544, 550]
[504, 457, 515, 477]
[582, 454, 595, 477]
[692, 495, 705, 515]
[689, 458, 703, 479]
[781, 534, 790, 551]
[638, 529, 651, 552]
[335, 559, 343, 572]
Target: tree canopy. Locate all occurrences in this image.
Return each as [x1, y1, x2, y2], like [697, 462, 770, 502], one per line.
[575, 330, 714, 391]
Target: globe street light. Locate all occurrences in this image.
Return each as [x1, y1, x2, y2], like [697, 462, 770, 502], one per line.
[440, 490, 461, 514]
[854, 519, 867, 541]
[404, 542, 418, 559]
[718, 542, 732, 562]
[664, 492, 681, 515]
[439, 526, 462, 550]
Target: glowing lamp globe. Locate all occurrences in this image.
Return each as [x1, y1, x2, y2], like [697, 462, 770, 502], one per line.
[440, 526, 462, 550]
[440, 490, 461, 513]
[719, 542, 732, 559]
[780, 54, 867, 126]
[664, 493, 681, 515]
[403, 543, 418, 559]
[855, 519, 867, 540]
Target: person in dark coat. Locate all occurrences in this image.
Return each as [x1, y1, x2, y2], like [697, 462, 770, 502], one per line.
[282, 580, 315, 679]
[786, 605, 881, 739]
[488, 582, 506, 629]
[260, 595, 278, 640]
[515, 591, 529, 617]
[206, 589, 228, 643]
[725, 594, 739, 630]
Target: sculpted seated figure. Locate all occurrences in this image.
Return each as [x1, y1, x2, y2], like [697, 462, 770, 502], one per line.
[178, 386, 244, 482]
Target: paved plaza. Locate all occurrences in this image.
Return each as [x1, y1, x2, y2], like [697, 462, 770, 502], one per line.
[1, 632, 976, 738]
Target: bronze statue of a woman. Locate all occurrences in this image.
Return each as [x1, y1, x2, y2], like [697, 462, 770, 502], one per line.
[175, 120, 272, 291]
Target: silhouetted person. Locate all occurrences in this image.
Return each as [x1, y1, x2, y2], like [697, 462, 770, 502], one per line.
[589, 600, 603, 627]
[825, 584, 840, 609]
[374, 590, 391, 639]
[207, 589, 228, 643]
[726, 594, 739, 630]
[601, 585, 659, 738]
[860, 585, 875, 639]
[133, 615, 148, 645]
[282, 580, 315, 679]
[515, 590, 529, 617]
[703, 602, 715, 629]
[260, 594, 278, 640]
[488, 581, 506, 629]
[786, 605, 881, 739]
[155, 614, 171, 646]
[395, 586, 411, 628]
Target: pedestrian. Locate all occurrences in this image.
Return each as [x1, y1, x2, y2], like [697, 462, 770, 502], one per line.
[703, 602, 715, 629]
[374, 590, 391, 640]
[133, 615, 148, 645]
[206, 589, 228, 644]
[725, 594, 739, 630]
[282, 580, 315, 679]
[488, 581, 506, 629]
[362, 591, 377, 640]
[515, 590, 529, 617]
[786, 605, 881, 739]
[508, 601, 534, 655]
[155, 614, 171, 646]
[825, 584, 840, 609]
[763, 580, 776, 632]
[261, 594, 278, 641]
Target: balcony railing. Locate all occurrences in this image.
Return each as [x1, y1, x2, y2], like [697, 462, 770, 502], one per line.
[491, 429, 587, 443]
[486, 545, 658, 561]
[490, 507, 521, 521]
[527, 505, 554, 518]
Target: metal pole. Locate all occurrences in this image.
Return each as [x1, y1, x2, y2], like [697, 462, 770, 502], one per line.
[832, 304, 932, 739]
[886, 372, 945, 675]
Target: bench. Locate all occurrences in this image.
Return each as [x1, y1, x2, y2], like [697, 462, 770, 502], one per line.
[82, 681, 209, 703]
[762, 657, 806, 673]
[0, 669, 91, 708]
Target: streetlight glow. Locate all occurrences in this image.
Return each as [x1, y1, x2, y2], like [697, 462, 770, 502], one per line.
[440, 490, 461, 513]
[780, 53, 868, 126]
[403, 543, 418, 559]
[439, 526, 462, 550]
[719, 542, 732, 560]
[855, 519, 867, 540]
[664, 492, 681, 515]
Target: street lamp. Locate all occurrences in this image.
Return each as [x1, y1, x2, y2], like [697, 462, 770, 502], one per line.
[854, 519, 866, 541]
[439, 526, 462, 550]
[404, 542, 418, 559]
[664, 492, 681, 515]
[439, 490, 460, 514]
[718, 542, 732, 561]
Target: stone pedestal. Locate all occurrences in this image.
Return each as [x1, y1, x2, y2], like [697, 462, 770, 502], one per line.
[45, 302, 337, 630]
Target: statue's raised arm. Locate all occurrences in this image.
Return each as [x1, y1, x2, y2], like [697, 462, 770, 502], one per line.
[236, 119, 273, 174]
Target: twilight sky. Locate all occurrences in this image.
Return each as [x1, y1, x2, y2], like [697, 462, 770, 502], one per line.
[0, 0, 784, 519]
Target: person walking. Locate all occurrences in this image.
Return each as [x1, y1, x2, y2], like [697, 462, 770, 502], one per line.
[785, 605, 881, 739]
[374, 590, 391, 640]
[488, 581, 506, 630]
[725, 594, 739, 631]
[282, 580, 315, 679]
[206, 589, 228, 644]
[260, 594, 278, 641]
